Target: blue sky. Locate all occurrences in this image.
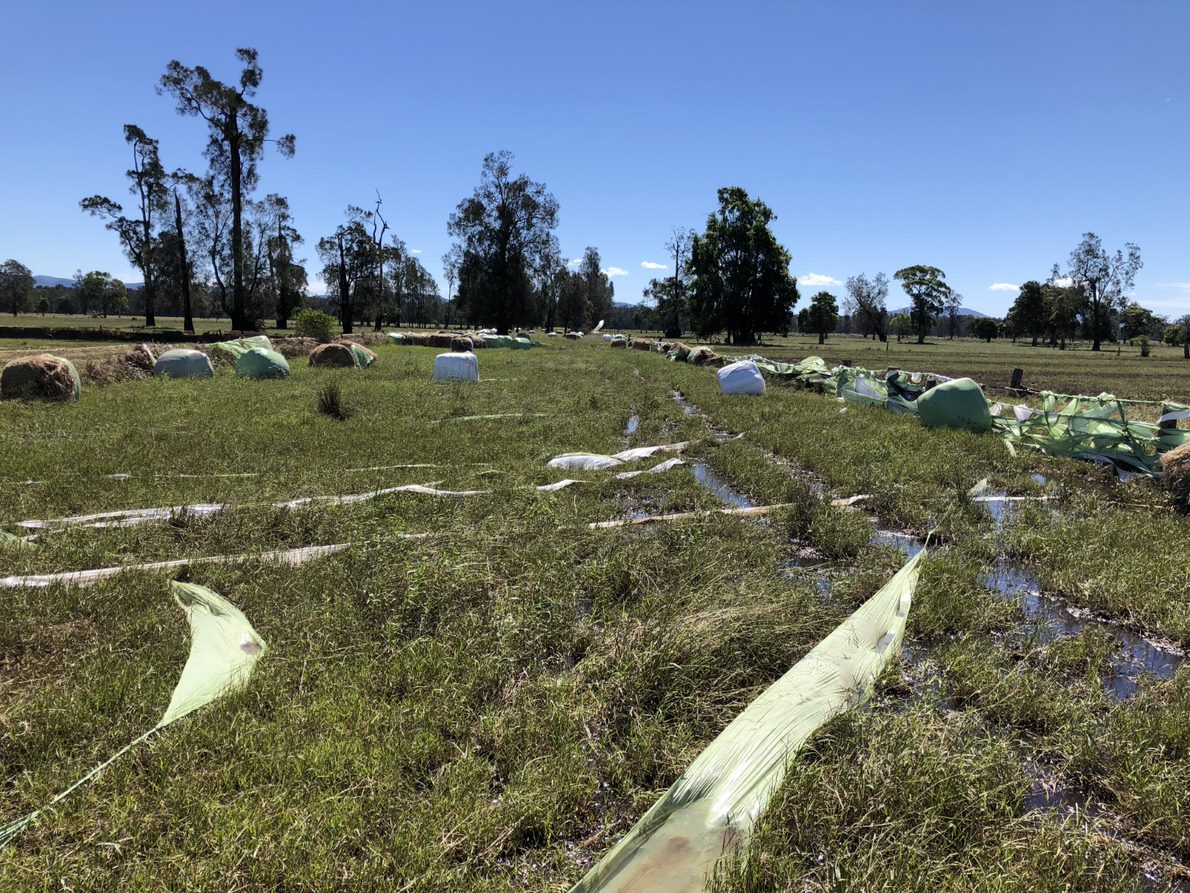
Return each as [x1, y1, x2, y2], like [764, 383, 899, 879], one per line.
[3, 0, 1189, 316]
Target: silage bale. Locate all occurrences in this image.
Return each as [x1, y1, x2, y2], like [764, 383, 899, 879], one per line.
[433, 351, 479, 382]
[347, 343, 377, 367]
[154, 348, 214, 379]
[915, 377, 993, 432]
[718, 360, 766, 396]
[235, 347, 290, 380]
[309, 342, 359, 368]
[671, 342, 692, 362]
[1, 354, 81, 402]
[1161, 441, 1190, 512]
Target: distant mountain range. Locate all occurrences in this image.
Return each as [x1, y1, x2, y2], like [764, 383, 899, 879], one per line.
[889, 305, 989, 319]
[35, 275, 143, 289]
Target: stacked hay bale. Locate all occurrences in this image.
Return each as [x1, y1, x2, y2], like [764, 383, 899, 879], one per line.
[1, 355, 81, 401]
[629, 338, 654, 351]
[1161, 442, 1190, 512]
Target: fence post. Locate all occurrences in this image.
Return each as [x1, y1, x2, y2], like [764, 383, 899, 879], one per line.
[1009, 368, 1024, 393]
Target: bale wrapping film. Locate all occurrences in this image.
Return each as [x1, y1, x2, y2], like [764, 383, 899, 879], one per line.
[211, 335, 273, 358]
[717, 360, 765, 396]
[569, 550, 924, 893]
[432, 351, 479, 382]
[915, 377, 993, 432]
[234, 347, 291, 379]
[0, 582, 266, 846]
[154, 348, 214, 379]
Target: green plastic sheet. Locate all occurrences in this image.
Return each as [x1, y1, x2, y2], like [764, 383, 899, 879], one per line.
[569, 550, 925, 892]
[211, 335, 273, 358]
[234, 347, 290, 379]
[347, 343, 376, 367]
[0, 582, 267, 846]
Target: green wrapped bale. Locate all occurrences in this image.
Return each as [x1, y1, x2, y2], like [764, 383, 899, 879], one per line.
[235, 347, 290, 380]
[916, 377, 993, 432]
[347, 343, 377, 367]
[212, 335, 273, 358]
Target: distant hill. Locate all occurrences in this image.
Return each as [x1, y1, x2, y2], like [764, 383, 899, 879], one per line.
[889, 305, 989, 318]
[35, 275, 142, 290]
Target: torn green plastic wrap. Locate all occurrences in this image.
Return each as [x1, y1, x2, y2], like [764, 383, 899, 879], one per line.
[0, 582, 267, 846]
[210, 334, 273, 358]
[993, 392, 1190, 478]
[569, 549, 925, 893]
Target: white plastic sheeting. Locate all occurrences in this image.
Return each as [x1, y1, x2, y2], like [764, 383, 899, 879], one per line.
[432, 351, 479, 382]
[717, 361, 766, 396]
[611, 442, 690, 462]
[614, 458, 687, 479]
[536, 479, 588, 492]
[547, 453, 626, 471]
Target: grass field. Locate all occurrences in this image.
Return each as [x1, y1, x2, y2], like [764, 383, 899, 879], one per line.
[3, 337, 1190, 890]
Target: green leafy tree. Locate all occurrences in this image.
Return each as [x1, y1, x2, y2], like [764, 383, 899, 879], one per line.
[80, 125, 169, 326]
[1061, 233, 1142, 351]
[447, 150, 559, 333]
[1009, 281, 1047, 346]
[1119, 302, 1156, 341]
[556, 269, 589, 332]
[844, 272, 889, 341]
[37, 296, 50, 316]
[1043, 281, 1083, 349]
[75, 271, 128, 318]
[0, 259, 34, 316]
[687, 187, 798, 344]
[941, 289, 964, 338]
[1166, 315, 1190, 359]
[894, 265, 951, 344]
[579, 247, 614, 329]
[971, 317, 999, 342]
[890, 313, 912, 342]
[800, 290, 838, 344]
[160, 48, 295, 331]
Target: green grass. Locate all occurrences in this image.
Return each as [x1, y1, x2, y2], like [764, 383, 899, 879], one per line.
[4, 338, 1190, 890]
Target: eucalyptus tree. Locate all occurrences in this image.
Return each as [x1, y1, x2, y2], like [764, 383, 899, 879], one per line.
[1061, 233, 1142, 351]
[80, 125, 169, 326]
[160, 48, 295, 330]
[894, 265, 952, 344]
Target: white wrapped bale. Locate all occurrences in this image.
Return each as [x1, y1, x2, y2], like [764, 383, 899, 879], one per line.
[717, 360, 766, 396]
[432, 351, 479, 382]
[154, 349, 214, 379]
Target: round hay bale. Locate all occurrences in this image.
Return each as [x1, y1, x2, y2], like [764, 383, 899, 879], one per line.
[688, 346, 721, 366]
[629, 338, 654, 351]
[1, 354, 81, 402]
[154, 348, 214, 379]
[309, 342, 359, 368]
[609, 338, 627, 348]
[1161, 441, 1190, 512]
[451, 336, 474, 352]
[126, 343, 156, 371]
[429, 333, 457, 349]
[467, 334, 488, 349]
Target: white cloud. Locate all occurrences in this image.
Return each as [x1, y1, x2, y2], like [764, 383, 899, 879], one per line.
[567, 257, 582, 267]
[641, 260, 667, 270]
[603, 267, 629, 278]
[799, 272, 842, 287]
[410, 248, 422, 256]
[1051, 276, 1074, 288]
[1157, 282, 1190, 292]
[988, 283, 1019, 292]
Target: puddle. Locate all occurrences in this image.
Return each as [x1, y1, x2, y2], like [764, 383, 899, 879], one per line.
[983, 558, 1184, 700]
[671, 390, 699, 417]
[625, 414, 640, 436]
[690, 461, 755, 509]
[870, 529, 926, 559]
[1031, 473, 1048, 485]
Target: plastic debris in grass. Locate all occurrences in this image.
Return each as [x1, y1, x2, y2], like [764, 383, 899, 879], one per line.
[993, 392, 1190, 478]
[548, 441, 691, 472]
[210, 335, 273, 358]
[568, 550, 925, 893]
[0, 542, 360, 589]
[536, 479, 588, 492]
[0, 582, 266, 846]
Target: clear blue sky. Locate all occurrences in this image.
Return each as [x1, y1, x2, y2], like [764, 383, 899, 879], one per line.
[3, 0, 1189, 316]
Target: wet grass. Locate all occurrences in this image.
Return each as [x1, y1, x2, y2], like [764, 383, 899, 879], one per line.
[4, 339, 1190, 890]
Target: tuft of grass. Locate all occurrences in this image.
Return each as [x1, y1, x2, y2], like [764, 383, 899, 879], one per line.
[316, 380, 356, 420]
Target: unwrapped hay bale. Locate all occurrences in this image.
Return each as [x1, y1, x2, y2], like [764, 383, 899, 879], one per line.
[309, 342, 358, 368]
[1161, 441, 1190, 511]
[126, 343, 156, 372]
[451, 336, 473, 352]
[629, 338, 654, 351]
[564, 331, 582, 340]
[688, 346, 721, 366]
[1, 354, 81, 401]
[610, 337, 627, 348]
[274, 337, 320, 358]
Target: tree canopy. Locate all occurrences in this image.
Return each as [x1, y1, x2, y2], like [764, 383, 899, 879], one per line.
[1062, 233, 1142, 351]
[687, 187, 798, 344]
[894, 265, 952, 344]
[799, 291, 838, 344]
